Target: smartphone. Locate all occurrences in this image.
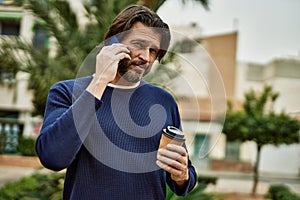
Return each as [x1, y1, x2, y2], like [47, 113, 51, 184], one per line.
[107, 36, 128, 71]
[107, 36, 120, 45]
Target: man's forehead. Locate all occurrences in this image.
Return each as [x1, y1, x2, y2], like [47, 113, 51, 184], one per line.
[131, 28, 160, 36]
[130, 22, 162, 38]
[131, 29, 160, 39]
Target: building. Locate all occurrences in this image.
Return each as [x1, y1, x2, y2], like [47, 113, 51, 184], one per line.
[167, 28, 240, 171]
[234, 59, 300, 176]
[170, 24, 300, 177]
[0, 1, 299, 177]
[0, 1, 43, 153]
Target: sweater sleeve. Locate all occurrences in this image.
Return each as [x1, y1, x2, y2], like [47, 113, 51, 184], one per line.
[166, 158, 197, 196]
[165, 94, 197, 196]
[35, 81, 102, 171]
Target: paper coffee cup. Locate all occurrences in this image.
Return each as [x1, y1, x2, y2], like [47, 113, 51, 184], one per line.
[159, 126, 185, 149]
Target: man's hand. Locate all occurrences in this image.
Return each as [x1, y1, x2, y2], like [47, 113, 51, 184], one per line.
[156, 144, 189, 187]
[95, 43, 131, 84]
[86, 43, 131, 99]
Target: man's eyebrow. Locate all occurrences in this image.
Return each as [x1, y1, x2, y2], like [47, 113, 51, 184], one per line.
[131, 39, 147, 44]
[131, 39, 159, 50]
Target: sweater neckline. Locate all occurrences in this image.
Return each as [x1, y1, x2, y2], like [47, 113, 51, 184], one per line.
[107, 82, 140, 89]
[91, 74, 141, 89]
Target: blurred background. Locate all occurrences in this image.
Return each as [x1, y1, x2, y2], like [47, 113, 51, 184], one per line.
[0, 0, 299, 199]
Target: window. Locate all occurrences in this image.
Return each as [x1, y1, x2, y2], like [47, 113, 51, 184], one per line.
[0, 110, 23, 154]
[32, 24, 49, 49]
[193, 134, 210, 169]
[225, 141, 240, 160]
[0, 20, 20, 36]
[0, 0, 22, 6]
[0, 110, 18, 119]
[173, 38, 197, 53]
[0, 69, 15, 86]
[0, 11, 22, 36]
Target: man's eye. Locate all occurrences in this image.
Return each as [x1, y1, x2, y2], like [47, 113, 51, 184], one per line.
[150, 49, 158, 55]
[133, 42, 144, 48]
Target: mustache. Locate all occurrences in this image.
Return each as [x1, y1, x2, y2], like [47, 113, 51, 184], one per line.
[118, 58, 149, 75]
[129, 59, 148, 69]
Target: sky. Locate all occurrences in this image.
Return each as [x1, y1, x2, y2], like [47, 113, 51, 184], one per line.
[157, 0, 300, 64]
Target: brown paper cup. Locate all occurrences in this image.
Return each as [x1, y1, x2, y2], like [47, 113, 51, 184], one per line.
[159, 133, 184, 149]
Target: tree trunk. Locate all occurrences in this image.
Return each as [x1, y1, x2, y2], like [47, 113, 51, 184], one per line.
[252, 144, 262, 196]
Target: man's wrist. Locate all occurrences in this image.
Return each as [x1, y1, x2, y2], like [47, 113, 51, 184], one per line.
[172, 169, 189, 188]
[86, 76, 109, 100]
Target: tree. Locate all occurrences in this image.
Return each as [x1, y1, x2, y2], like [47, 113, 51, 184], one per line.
[222, 85, 300, 195]
[0, 0, 209, 116]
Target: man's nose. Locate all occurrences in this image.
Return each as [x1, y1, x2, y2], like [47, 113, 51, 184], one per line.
[139, 49, 151, 63]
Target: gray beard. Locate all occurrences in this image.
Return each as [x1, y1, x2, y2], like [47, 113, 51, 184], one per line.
[121, 70, 141, 83]
[118, 59, 142, 83]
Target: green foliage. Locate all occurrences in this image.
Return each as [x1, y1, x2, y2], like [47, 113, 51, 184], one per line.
[17, 136, 37, 156]
[1, 0, 209, 116]
[223, 85, 300, 146]
[0, 172, 65, 200]
[223, 86, 300, 195]
[1, 0, 135, 116]
[243, 85, 279, 117]
[166, 184, 217, 200]
[137, 0, 209, 11]
[197, 175, 218, 185]
[166, 175, 219, 200]
[0, 172, 218, 200]
[266, 184, 300, 200]
[143, 49, 181, 86]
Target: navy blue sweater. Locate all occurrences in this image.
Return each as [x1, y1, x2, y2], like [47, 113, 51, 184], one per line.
[36, 76, 196, 200]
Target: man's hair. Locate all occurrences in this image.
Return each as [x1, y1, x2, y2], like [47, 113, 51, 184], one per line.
[104, 5, 171, 61]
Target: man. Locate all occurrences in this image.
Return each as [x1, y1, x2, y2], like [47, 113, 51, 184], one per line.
[36, 5, 197, 200]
